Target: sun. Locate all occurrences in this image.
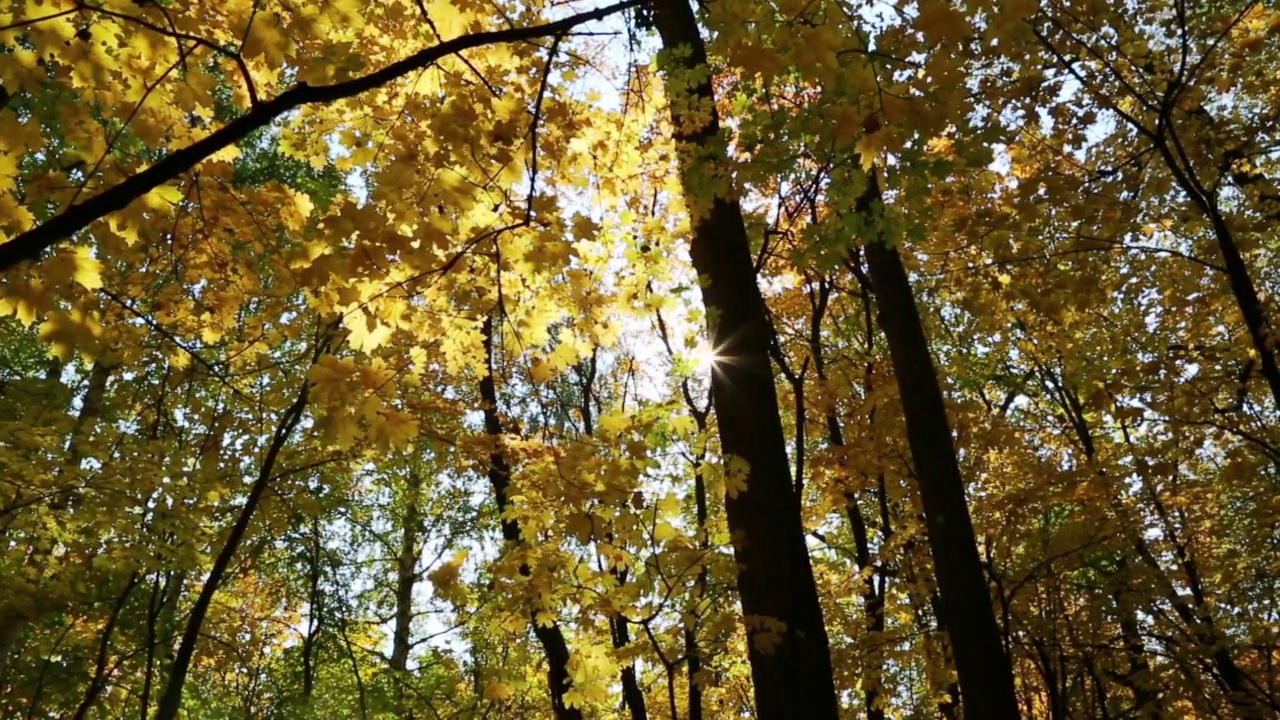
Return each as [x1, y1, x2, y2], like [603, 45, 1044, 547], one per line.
[690, 341, 722, 370]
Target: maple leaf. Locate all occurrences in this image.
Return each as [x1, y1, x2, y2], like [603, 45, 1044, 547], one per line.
[530, 356, 556, 382]
[308, 355, 358, 404]
[428, 550, 470, 606]
[369, 407, 419, 451]
[668, 413, 697, 435]
[0, 280, 48, 326]
[37, 308, 102, 362]
[483, 679, 512, 701]
[597, 412, 630, 437]
[44, 247, 103, 291]
[725, 455, 750, 499]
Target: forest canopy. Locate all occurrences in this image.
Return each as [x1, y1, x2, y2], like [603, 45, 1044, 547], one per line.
[2, 0, 1279, 718]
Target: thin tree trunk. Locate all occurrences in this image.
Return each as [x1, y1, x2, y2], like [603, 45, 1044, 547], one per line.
[391, 472, 423, 676]
[814, 273, 888, 720]
[153, 340, 324, 720]
[855, 169, 1020, 718]
[302, 517, 324, 701]
[1148, 127, 1280, 412]
[71, 573, 140, 720]
[654, 297, 712, 720]
[480, 317, 582, 720]
[684, 435, 709, 720]
[649, 1, 838, 716]
[338, 611, 371, 720]
[1113, 582, 1167, 719]
[389, 471, 422, 719]
[139, 569, 183, 720]
[573, 353, 648, 720]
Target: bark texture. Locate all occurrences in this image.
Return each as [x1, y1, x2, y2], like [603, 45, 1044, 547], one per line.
[650, 1, 839, 716]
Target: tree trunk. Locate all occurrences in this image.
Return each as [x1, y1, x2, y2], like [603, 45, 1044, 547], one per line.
[72, 573, 140, 720]
[153, 345, 321, 720]
[391, 472, 423, 676]
[856, 170, 1020, 718]
[302, 519, 324, 701]
[649, 1, 839, 717]
[816, 272, 887, 720]
[480, 317, 582, 720]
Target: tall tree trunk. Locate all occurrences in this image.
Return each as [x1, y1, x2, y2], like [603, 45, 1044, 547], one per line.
[573, 353, 648, 720]
[816, 272, 888, 720]
[153, 341, 323, 720]
[654, 297, 713, 720]
[139, 569, 183, 720]
[610, 614, 647, 720]
[391, 472, 423, 677]
[480, 317, 582, 720]
[855, 170, 1020, 718]
[71, 573, 139, 720]
[390, 472, 422, 720]
[302, 517, 324, 701]
[684, 435, 709, 720]
[649, 1, 839, 717]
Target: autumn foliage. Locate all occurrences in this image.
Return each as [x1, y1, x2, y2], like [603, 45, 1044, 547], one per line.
[2, 0, 1280, 718]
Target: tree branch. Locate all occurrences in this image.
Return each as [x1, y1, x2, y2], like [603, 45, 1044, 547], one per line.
[0, 0, 643, 273]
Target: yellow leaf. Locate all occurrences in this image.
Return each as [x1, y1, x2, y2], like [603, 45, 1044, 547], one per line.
[369, 408, 419, 451]
[428, 550, 469, 605]
[483, 679, 512, 702]
[293, 191, 314, 220]
[598, 412, 630, 436]
[242, 11, 292, 66]
[654, 521, 677, 543]
[746, 615, 788, 655]
[0, 151, 19, 194]
[201, 323, 224, 345]
[855, 130, 885, 171]
[107, 215, 140, 247]
[571, 213, 599, 241]
[726, 455, 751, 499]
[530, 356, 555, 383]
[669, 414, 697, 435]
[308, 355, 357, 404]
[38, 308, 102, 362]
[345, 311, 392, 352]
[210, 144, 242, 163]
[144, 184, 185, 209]
[0, 192, 36, 232]
[317, 409, 362, 450]
[567, 512, 595, 544]
[0, 279, 48, 326]
[45, 246, 103, 291]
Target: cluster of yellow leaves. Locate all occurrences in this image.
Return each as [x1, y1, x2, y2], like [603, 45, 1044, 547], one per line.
[429, 549, 471, 606]
[308, 355, 420, 451]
